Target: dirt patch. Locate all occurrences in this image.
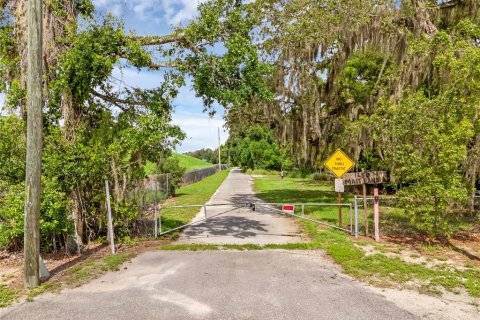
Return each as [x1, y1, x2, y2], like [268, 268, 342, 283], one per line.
[357, 227, 480, 271]
[369, 286, 480, 320]
[0, 238, 173, 304]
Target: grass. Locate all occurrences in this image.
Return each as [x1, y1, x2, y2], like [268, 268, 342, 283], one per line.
[12, 252, 138, 305]
[174, 153, 214, 171]
[0, 285, 16, 308]
[255, 176, 354, 227]
[62, 252, 135, 288]
[159, 169, 230, 234]
[144, 154, 214, 176]
[252, 175, 480, 297]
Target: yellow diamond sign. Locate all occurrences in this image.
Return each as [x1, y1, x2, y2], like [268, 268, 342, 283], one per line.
[324, 149, 355, 178]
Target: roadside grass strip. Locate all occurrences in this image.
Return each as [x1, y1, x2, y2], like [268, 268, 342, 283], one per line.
[0, 285, 17, 308]
[64, 252, 136, 286]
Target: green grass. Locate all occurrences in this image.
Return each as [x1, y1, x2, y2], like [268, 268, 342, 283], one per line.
[159, 169, 230, 234]
[64, 252, 135, 286]
[174, 153, 214, 171]
[252, 175, 480, 297]
[144, 154, 214, 175]
[255, 176, 354, 227]
[0, 285, 16, 308]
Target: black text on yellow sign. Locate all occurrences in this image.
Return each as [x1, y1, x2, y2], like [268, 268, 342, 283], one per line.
[324, 149, 355, 178]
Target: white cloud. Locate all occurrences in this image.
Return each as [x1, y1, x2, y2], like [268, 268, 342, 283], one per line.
[160, 0, 208, 25]
[93, 0, 208, 25]
[172, 110, 228, 153]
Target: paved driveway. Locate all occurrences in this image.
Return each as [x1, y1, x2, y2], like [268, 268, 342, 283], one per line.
[177, 169, 303, 245]
[0, 250, 417, 320]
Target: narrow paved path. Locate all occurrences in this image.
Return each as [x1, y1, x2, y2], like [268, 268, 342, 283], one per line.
[176, 168, 303, 245]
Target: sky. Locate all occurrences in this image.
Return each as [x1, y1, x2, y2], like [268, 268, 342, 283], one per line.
[0, 0, 227, 152]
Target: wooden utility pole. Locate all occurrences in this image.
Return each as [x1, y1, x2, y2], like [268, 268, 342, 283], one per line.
[218, 127, 221, 171]
[24, 0, 43, 288]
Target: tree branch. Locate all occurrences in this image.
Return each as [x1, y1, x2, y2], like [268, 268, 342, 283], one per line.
[132, 32, 186, 46]
[91, 90, 147, 110]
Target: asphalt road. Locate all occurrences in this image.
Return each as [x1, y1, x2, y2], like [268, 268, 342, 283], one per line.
[0, 250, 417, 320]
[176, 169, 303, 245]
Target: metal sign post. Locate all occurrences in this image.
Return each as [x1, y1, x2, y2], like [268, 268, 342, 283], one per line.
[374, 188, 380, 242]
[105, 180, 115, 254]
[325, 150, 354, 227]
[335, 179, 345, 226]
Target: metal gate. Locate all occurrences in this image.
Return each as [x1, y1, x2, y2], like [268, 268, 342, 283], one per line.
[253, 202, 355, 235]
[153, 201, 360, 238]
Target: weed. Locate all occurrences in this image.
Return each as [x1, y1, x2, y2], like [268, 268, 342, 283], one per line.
[0, 285, 16, 308]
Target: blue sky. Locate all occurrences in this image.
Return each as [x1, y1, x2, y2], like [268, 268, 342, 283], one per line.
[0, 0, 227, 152]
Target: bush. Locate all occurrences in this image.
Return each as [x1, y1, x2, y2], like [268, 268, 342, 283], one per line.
[0, 179, 72, 251]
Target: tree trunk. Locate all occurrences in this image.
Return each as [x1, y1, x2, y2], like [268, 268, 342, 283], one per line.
[23, 0, 43, 289]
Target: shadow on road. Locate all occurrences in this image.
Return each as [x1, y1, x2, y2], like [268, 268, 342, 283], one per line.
[183, 216, 269, 239]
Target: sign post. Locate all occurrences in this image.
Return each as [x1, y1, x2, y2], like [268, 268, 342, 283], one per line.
[324, 149, 355, 227]
[343, 171, 387, 238]
[374, 188, 380, 242]
[362, 169, 368, 236]
[335, 179, 344, 225]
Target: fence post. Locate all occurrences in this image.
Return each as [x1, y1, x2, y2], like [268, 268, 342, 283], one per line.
[154, 182, 158, 238]
[159, 207, 162, 234]
[349, 203, 353, 235]
[105, 180, 115, 254]
[354, 196, 359, 238]
[301, 204, 305, 217]
[374, 188, 380, 242]
[166, 173, 170, 198]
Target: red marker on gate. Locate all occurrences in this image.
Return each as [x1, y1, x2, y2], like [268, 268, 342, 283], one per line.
[282, 205, 295, 214]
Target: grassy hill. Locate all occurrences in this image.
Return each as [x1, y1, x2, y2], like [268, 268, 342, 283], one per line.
[174, 153, 213, 171]
[144, 154, 214, 175]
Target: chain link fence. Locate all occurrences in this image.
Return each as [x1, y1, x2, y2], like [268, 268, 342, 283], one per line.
[181, 165, 228, 186]
[108, 166, 230, 239]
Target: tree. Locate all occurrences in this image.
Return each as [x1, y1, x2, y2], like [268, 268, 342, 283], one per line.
[0, 1, 270, 251]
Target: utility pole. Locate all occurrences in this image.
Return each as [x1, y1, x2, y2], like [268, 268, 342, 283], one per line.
[24, 0, 43, 288]
[218, 127, 221, 172]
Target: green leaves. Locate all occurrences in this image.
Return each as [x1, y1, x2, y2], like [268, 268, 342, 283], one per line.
[228, 124, 285, 170]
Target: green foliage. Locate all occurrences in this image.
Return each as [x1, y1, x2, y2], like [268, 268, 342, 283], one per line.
[158, 156, 186, 196]
[184, 149, 218, 164]
[0, 180, 71, 251]
[112, 202, 140, 240]
[228, 125, 286, 170]
[0, 116, 25, 185]
[183, 0, 273, 112]
[338, 50, 393, 104]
